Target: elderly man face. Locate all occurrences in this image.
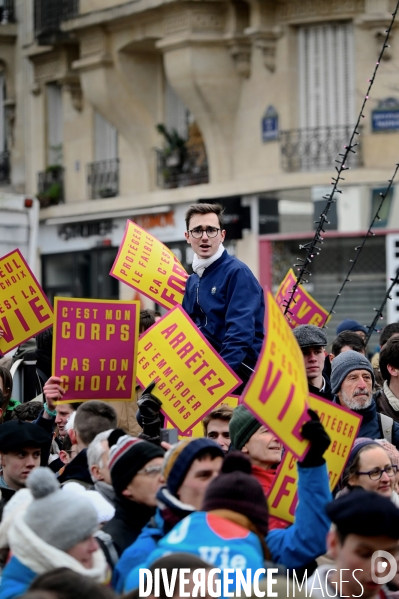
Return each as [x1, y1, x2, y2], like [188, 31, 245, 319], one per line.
[337, 369, 373, 410]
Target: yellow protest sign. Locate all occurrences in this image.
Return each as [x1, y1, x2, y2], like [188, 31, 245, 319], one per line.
[242, 291, 310, 460]
[275, 268, 329, 329]
[136, 306, 241, 434]
[0, 249, 53, 355]
[267, 394, 362, 523]
[110, 220, 188, 310]
[165, 396, 240, 439]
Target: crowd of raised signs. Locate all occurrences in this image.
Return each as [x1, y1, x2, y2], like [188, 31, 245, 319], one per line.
[1, 313, 399, 598]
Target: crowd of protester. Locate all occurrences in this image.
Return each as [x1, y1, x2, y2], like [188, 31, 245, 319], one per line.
[1, 203, 399, 598]
[0, 314, 398, 598]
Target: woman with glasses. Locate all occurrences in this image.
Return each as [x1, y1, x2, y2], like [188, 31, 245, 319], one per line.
[338, 438, 398, 501]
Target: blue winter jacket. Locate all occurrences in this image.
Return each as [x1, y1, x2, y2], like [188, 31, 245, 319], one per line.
[334, 398, 399, 449]
[182, 250, 265, 372]
[123, 463, 331, 592]
[0, 556, 36, 599]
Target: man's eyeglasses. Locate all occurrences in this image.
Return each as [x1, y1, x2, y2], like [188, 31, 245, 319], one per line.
[356, 464, 398, 481]
[136, 465, 162, 477]
[188, 227, 221, 239]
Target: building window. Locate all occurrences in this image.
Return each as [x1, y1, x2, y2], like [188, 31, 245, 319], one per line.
[46, 82, 63, 166]
[298, 22, 354, 129]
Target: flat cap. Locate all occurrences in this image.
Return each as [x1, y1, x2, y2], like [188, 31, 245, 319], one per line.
[293, 324, 328, 348]
[326, 487, 399, 538]
[0, 421, 52, 453]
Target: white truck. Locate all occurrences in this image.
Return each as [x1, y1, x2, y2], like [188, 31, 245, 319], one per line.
[0, 193, 39, 275]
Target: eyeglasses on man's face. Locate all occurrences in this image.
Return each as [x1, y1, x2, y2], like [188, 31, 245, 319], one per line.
[356, 464, 398, 481]
[188, 226, 221, 239]
[136, 465, 162, 477]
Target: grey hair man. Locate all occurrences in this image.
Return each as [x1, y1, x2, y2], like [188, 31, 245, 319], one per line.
[87, 429, 115, 507]
[331, 350, 399, 449]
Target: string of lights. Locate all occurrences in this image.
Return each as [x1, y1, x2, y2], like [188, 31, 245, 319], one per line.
[323, 163, 399, 328]
[364, 269, 399, 345]
[282, 0, 399, 319]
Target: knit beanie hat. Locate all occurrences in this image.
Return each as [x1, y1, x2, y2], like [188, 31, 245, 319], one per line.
[108, 429, 164, 496]
[162, 438, 224, 496]
[331, 350, 375, 394]
[229, 405, 262, 451]
[62, 482, 115, 524]
[24, 468, 98, 552]
[202, 452, 269, 536]
[336, 319, 368, 336]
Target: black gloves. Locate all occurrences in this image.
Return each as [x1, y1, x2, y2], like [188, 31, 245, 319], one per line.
[137, 381, 162, 444]
[299, 408, 331, 468]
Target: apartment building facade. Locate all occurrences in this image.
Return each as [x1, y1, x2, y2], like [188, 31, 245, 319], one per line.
[2, 0, 399, 340]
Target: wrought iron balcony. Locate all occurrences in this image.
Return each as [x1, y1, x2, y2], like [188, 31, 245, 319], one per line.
[0, 1, 15, 24]
[87, 158, 119, 199]
[34, 0, 79, 44]
[0, 151, 10, 183]
[156, 142, 209, 189]
[280, 125, 363, 172]
[37, 166, 64, 208]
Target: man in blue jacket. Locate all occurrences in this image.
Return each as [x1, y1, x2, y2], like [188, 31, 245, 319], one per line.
[331, 350, 399, 447]
[182, 203, 264, 387]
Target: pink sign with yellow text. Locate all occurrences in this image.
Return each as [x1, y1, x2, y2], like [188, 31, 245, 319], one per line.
[52, 298, 139, 403]
[275, 268, 329, 329]
[136, 306, 241, 434]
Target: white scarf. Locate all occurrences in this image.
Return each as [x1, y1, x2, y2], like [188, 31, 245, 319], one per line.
[8, 516, 109, 582]
[192, 244, 225, 278]
[383, 380, 399, 411]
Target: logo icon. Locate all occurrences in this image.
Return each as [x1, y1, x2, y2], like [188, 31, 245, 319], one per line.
[371, 550, 397, 584]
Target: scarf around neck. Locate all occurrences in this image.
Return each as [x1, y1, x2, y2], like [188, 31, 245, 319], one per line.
[8, 516, 109, 583]
[192, 244, 225, 278]
[384, 380, 399, 411]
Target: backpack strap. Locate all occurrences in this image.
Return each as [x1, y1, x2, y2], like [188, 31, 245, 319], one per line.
[95, 530, 119, 568]
[378, 412, 393, 444]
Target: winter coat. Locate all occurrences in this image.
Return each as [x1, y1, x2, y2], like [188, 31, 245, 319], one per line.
[374, 382, 399, 424]
[124, 511, 270, 592]
[112, 487, 195, 592]
[309, 375, 334, 402]
[112, 512, 164, 593]
[102, 496, 155, 557]
[334, 397, 399, 448]
[0, 556, 36, 599]
[182, 250, 265, 372]
[58, 449, 93, 488]
[123, 463, 331, 591]
[251, 466, 287, 530]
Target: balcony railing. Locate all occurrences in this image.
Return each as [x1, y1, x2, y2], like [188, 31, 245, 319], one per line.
[156, 142, 209, 189]
[37, 166, 64, 208]
[0, 1, 15, 24]
[87, 158, 119, 199]
[280, 125, 363, 172]
[34, 0, 79, 43]
[0, 151, 10, 183]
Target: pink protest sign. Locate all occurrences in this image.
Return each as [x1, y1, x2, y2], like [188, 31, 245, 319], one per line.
[275, 269, 329, 328]
[52, 298, 139, 403]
